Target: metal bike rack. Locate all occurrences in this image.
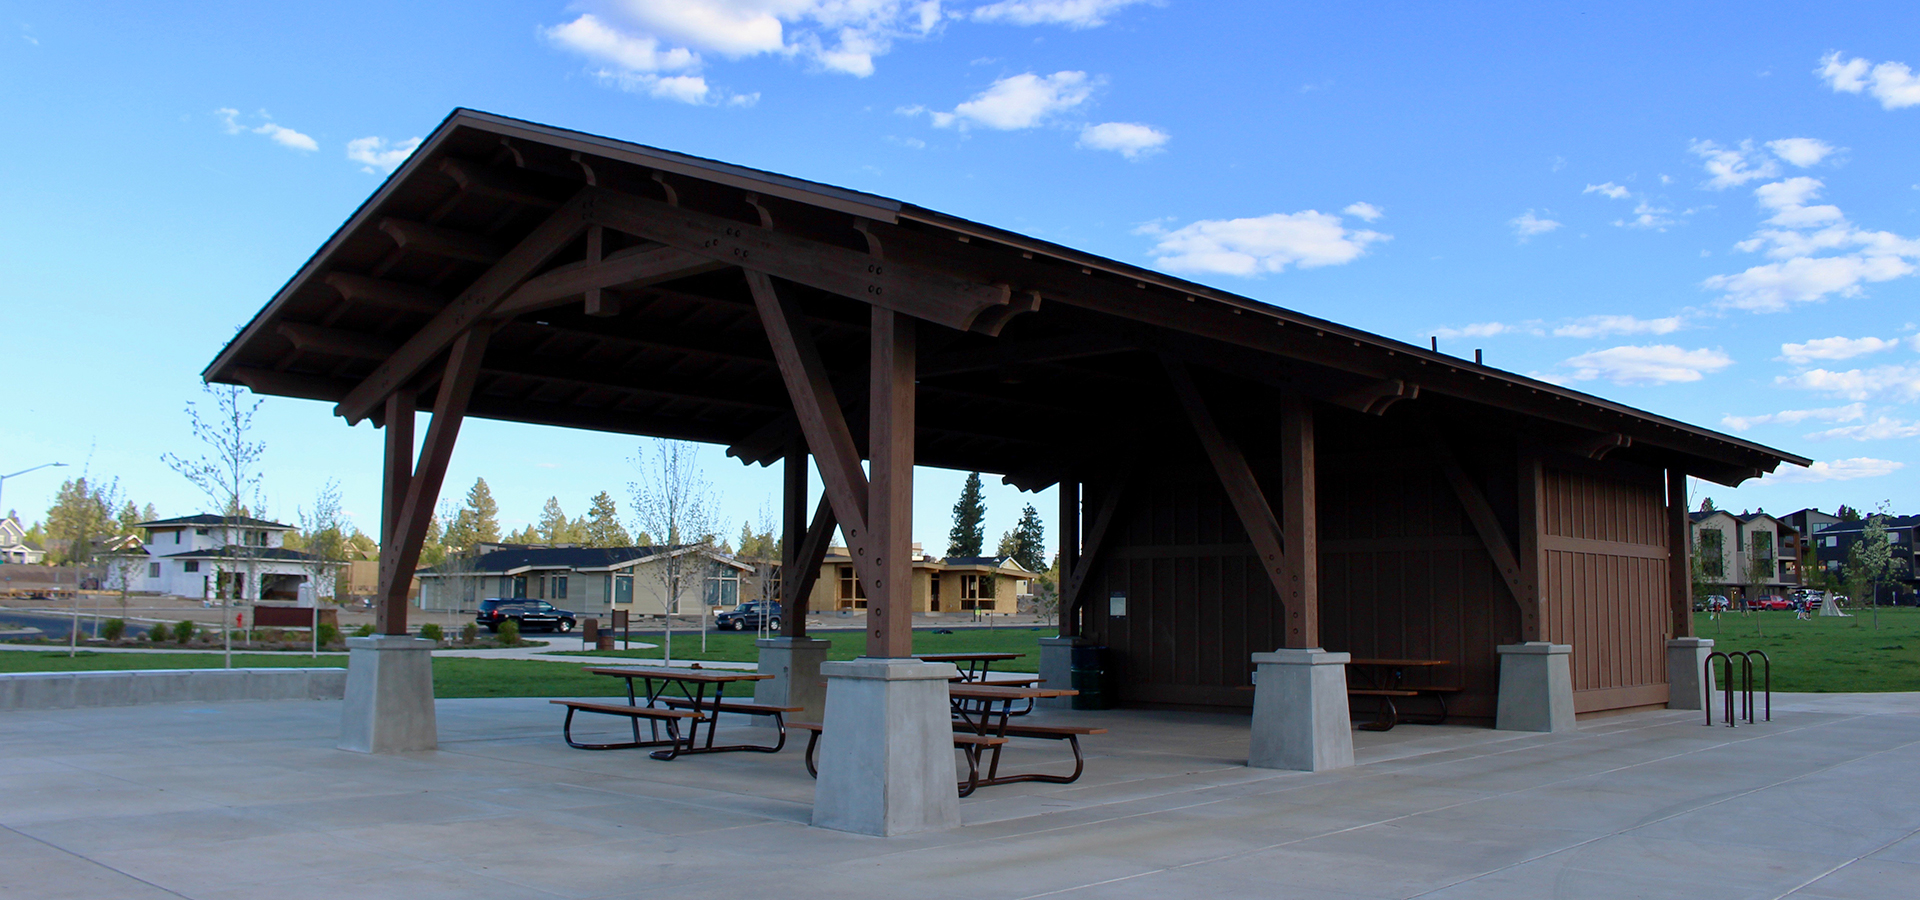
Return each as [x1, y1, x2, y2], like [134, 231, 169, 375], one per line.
[1703, 650, 1770, 727]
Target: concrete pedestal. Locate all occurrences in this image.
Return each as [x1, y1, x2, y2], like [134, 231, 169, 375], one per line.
[1496, 642, 1575, 732]
[1036, 636, 1082, 710]
[1666, 637, 1716, 711]
[1248, 648, 1354, 771]
[811, 658, 961, 836]
[338, 636, 437, 753]
[754, 636, 832, 722]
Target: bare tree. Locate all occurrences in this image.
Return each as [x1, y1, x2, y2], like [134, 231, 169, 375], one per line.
[163, 384, 266, 670]
[628, 439, 719, 663]
[295, 480, 346, 657]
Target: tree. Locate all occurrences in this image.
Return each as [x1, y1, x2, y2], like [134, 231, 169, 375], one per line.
[582, 491, 632, 547]
[295, 480, 347, 656]
[1846, 508, 1895, 628]
[1697, 497, 1715, 513]
[948, 472, 987, 556]
[1837, 504, 1862, 521]
[504, 523, 543, 545]
[996, 503, 1047, 572]
[538, 496, 583, 544]
[45, 475, 119, 567]
[443, 478, 500, 552]
[629, 439, 720, 662]
[162, 383, 267, 670]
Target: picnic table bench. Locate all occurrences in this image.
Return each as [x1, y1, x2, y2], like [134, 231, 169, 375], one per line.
[790, 722, 1009, 797]
[550, 700, 706, 757]
[559, 666, 792, 759]
[950, 683, 1103, 787]
[1345, 659, 1460, 731]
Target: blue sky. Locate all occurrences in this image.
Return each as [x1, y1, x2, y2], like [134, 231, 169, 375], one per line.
[4, 1, 1919, 548]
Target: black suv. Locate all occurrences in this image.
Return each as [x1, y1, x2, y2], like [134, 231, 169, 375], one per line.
[476, 598, 577, 633]
[713, 601, 780, 632]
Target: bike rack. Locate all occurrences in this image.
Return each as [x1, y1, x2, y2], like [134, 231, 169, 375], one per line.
[1703, 650, 1770, 727]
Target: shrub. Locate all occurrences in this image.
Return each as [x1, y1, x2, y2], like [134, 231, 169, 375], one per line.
[353, 623, 375, 638]
[419, 622, 444, 642]
[146, 622, 168, 642]
[99, 618, 126, 641]
[315, 622, 340, 646]
[461, 622, 478, 644]
[498, 619, 521, 646]
[174, 620, 196, 644]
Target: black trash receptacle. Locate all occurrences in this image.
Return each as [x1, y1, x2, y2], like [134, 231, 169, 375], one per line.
[1069, 645, 1110, 710]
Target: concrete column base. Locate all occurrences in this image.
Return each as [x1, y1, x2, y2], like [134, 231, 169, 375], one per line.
[754, 636, 832, 722]
[811, 658, 962, 836]
[1496, 642, 1576, 732]
[1248, 648, 1354, 771]
[1036, 636, 1083, 710]
[338, 636, 437, 753]
[1666, 637, 1716, 711]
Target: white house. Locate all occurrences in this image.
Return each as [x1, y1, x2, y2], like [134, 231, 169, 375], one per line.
[417, 543, 753, 617]
[0, 516, 46, 564]
[113, 514, 340, 602]
[1690, 510, 1800, 599]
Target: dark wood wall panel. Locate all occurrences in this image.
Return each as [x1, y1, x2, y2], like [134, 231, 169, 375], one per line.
[1540, 462, 1671, 711]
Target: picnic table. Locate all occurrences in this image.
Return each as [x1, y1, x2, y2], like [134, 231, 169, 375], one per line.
[949, 683, 1104, 788]
[915, 652, 1025, 683]
[1345, 658, 1459, 731]
[550, 666, 796, 760]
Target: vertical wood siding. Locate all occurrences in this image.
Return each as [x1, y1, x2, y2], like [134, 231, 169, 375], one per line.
[1540, 463, 1672, 711]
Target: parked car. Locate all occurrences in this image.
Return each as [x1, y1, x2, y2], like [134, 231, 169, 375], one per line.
[1755, 595, 1794, 611]
[1695, 595, 1731, 613]
[476, 598, 576, 633]
[713, 601, 781, 632]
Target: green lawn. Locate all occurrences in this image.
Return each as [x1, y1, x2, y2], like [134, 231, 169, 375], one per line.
[1691, 606, 1920, 692]
[0, 651, 619, 699]
[548, 626, 1051, 664]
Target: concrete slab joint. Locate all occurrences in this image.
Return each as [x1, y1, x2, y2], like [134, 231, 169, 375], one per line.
[811, 657, 962, 836]
[1248, 647, 1354, 772]
[1665, 637, 1716, 711]
[1496, 641, 1576, 732]
[339, 636, 438, 753]
[754, 636, 832, 723]
[1036, 636, 1084, 710]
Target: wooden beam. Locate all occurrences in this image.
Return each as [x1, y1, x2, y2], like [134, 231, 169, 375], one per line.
[1428, 430, 1530, 613]
[276, 322, 400, 359]
[377, 324, 491, 635]
[785, 495, 837, 639]
[1062, 477, 1127, 627]
[226, 367, 356, 403]
[324, 273, 445, 315]
[1668, 468, 1693, 639]
[780, 444, 810, 637]
[582, 226, 617, 317]
[1331, 378, 1420, 416]
[745, 270, 871, 549]
[1057, 478, 1080, 637]
[1162, 357, 1297, 639]
[865, 306, 916, 658]
[1277, 392, 1318, 649]
[920, 332, 1133, 378]
[1516, 441, 1547, 641]
[335, 190, 589, 424]
[438, 158, 568, 208]
[489, 244, 722, 318]
[1573, 432, 1632, 460]
[378, 217, 509, 265]
[588, 188, 1016, 334]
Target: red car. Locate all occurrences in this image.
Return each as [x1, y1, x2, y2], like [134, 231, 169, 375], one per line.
[1755, 596, 1793, 611]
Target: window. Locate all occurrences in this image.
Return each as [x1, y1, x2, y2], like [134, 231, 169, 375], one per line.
[184, 561, 199, 573]
[837, 565, 866, 609]
[613, 573, 633, 604]
[551, 574, 568, 599]
[195, 528, 208, 536]
[1825, 536, 1838, 548]
[512, 576, 528, 598]
[1699, 529, 1725, 578]
[704, 569, 738, 607]
[929, 572, 941, 612]
[959, 573, 997, 610]
[148, 562, 160, 578]
[174, 531, 182, 544]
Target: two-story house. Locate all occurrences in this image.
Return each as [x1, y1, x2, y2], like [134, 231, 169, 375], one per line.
[116, 514, 338, 602]
[1811, 515, 1919, 597]
[1690, 510, 1800, 600]
[0, 515, 46, 564]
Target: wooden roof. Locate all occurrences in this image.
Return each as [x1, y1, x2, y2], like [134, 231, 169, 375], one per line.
[206, 109, 1808, 489]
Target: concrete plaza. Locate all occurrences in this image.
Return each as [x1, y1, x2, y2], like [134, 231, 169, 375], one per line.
[1, 692, 1916, 899]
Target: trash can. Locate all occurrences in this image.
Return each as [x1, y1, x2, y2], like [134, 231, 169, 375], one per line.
[1069, 645, 1110, 710]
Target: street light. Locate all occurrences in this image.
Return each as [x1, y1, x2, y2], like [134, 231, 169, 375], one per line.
[0, 462, 68, 519]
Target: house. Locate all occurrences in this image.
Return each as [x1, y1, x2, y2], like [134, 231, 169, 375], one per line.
[114, 514, 341, 601]
[416, 544, 753, 618]
[0, 516, 46, 565]
[1690, 510, 1800, 599]
[1810, 514, 1920, 592]
[808, 544, 1035, 615]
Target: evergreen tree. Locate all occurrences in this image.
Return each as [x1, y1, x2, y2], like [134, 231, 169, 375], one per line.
[1698, 497, 1715, 513]
[1837, 504, 1861, 521]
[582, 491, 633, 547]
[505, 523, 543, 545]
[947, 471, 987, 556]
[417, 515, 447, 567]
[997, 503, 1047, 571]
[443, 478, 500, 551]
[45, 476, 119, 566]
[538, 496, 578, 544]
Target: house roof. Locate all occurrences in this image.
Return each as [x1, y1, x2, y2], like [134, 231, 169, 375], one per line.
[417, 544, 750, 576]
[156, 546, 325, 562]
[1815, 515, 1920, 535]
[201, 108, 1808, 490]
[138, 514, 292, 530]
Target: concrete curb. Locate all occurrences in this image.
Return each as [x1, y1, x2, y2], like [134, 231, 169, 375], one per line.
[0, 668, 347, 711]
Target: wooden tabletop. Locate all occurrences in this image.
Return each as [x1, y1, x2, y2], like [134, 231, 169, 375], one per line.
[950, 683, 1075, 700]
[583, 666, 771, 683]
[1347, 658, 1450, 667]
[916, 652, 1025, 663]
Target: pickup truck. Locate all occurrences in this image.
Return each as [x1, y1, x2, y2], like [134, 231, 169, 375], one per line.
[476, 598, 577, 633]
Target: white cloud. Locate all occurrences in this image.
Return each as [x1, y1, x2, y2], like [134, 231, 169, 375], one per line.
[1818, 51, 1920, 110]
[971, 0, 1151, 28]
[1342, 202, 1383, 222]
[1805, 417, 1920, 441]
[1584, 182, 1631, 200]
[1721, 403, 1865, 431]
[1767, 137, 1838, 167]
[1616, 200, 1676, 231]
[1753, 177, 1843, 228]
[1144, 210, 1389, 276]
[1757, 457, 1905, 484]
[1077, 121, 1168, 158]
[215, 107, 245, 135]
[935, 71, 1094, 129]
[1433, 321, 1529, 339]
[1777, 336, 1901, 364]
[1777, 364, 1920, 403]
[545, 13, 701, 72]
[1689, 139, 1780, 189]
[345, 136, 422, 174]
[214, 108, 317, 152]
[1703, 170, 1920, 311]
[1510, 210, 1561, 240]
[1560, 345, 1733, 385]
[1706, 252, 1916, 312]
[1552, 315, 1686, 339]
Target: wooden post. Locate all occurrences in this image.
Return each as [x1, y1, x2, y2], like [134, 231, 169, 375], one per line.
[376, 393, 413, 636]
[866, 307, 916, 658]
[1057, 478, 1080, 637]
[1667, 468, 1693, 639]
[780, 443, 810, 638]
[1516, 442, 1547, 642]
[1278, 393, 1318, 649]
